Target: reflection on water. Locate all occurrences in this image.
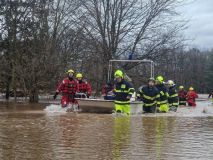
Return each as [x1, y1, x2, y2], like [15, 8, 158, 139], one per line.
[0, 102, 213, 160]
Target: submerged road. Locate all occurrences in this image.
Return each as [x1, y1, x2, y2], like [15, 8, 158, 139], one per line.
[0, 101, 213, 160]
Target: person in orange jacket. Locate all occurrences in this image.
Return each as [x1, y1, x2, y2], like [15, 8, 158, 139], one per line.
[75, 73, 92, 98]
[187, 87, 198, 107]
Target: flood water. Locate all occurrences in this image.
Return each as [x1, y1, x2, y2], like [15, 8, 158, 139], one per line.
[0, 101, 213, 160]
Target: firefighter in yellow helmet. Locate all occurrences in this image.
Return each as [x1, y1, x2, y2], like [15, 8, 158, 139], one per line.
[54, 69, 79, 109]
[76, 73, 92, 98]
[166, 80, 179, 112]
[113, 70, 135, 115]
[155, 76, 169, 113]
[178, 86, 187, 106]
[187, 87, 198, 106]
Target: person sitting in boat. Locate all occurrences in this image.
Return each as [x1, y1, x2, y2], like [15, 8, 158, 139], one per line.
[75, 73, 92, 98]
[113, 70, 135, 115]
[178, 86, 187, 106]
[137, 78, 160, 113]
[53, 69, 79, 108]
[166, 80, 179, 112]
[102, 81, 115, 100]
[187, 87, 198, 107]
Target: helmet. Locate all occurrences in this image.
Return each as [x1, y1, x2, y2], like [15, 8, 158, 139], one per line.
[76, 73, 83, 78]
[114, 70, 123, 78]
[67, 69, 74, 74]
[148, 77, 155, 83]
[179, 86, 184, 89]
[167, 80, 175, 87]
[189, 87, 194, 91]
[156, 76, 164, 83]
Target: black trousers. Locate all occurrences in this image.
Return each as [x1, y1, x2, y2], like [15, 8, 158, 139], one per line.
[143, 105, 156, 113]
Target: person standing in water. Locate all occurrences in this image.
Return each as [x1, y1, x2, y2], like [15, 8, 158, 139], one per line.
[76, 73, 92, 98]
[167, 80, 179, 112]
[187, 87, 198, 107]
[137, 78, 160, 113]
[178, 86, 187, 106]
[113, 70, 135, 115]
[155, 76, 169, 113]
[53, 69, 79, 109]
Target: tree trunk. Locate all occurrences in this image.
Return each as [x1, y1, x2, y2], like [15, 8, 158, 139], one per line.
[29, 88, 39, 103]
[5, 81, 10, 100]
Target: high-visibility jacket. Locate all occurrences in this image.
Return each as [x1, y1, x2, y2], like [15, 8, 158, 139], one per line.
[57, 78, 79, 95]
[77, 80, 92, 96]
[137, 86, 160, 107]
[168, 87, 179, 107]
[156, 84, 168, 105]
[114, 80, 135, 104]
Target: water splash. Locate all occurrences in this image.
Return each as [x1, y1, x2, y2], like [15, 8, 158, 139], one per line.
[44, 104, 68, 113]
[44, 104, 80, 113]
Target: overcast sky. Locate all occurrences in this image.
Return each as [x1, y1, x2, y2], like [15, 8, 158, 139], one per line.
[179, 0, 213, 49]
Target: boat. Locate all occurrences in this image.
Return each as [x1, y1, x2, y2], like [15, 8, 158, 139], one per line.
[76, 98, 143, 114]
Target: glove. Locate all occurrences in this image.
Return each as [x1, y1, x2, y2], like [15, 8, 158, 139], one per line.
[53, 92, 59, 100]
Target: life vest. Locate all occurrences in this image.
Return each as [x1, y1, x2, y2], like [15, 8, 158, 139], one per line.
[77, 80, 92, 96]
[187, 91, 198, 100]
[57, 78, 78, 95]
[178, 90, 187, 99]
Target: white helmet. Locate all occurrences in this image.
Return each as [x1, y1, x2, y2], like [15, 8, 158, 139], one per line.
[167, 80, 175, 87]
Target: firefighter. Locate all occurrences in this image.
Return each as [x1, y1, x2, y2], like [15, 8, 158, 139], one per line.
[167, 80, 179, 112]
[76, 73, 92, 98]
[155, 76, 169, 113]
[187, 87, 198, 107]
[137, 78, 160, 113]
[53, 69, 79, 108]
[178, 86, 187, 106]
[113, 70, 135, 115]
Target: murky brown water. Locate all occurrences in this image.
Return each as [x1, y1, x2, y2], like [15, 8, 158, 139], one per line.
[0, 101, 213, 160]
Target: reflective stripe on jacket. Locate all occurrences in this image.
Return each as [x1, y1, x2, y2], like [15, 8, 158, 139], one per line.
[156, 84, 168, 105]
[168, 87, 179, 107]
[114, 80, 135, 104]
[138, 86, 160, 107]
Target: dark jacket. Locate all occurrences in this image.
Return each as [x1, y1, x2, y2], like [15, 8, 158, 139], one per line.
[156, 84, 168, 105]
[209, 91, 213, 98]
[114, 80, 135, 104]
[138, 86, 160, 107]
[168, 86, 179, 107]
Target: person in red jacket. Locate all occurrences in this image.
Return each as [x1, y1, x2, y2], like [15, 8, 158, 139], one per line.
[178, 86, 187, 106]
[76, 73, 92, 98]
[101, 81, 115, 100]
[53, 69, 79, 108]
[187, 87, 198, 107]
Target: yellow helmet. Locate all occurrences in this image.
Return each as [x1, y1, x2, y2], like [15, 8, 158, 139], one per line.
[67, 69, 74, 74]
[114, 70, 123, 78]
[156, 75, 164, 83]
[179, 86, 184, 89]
[76, 73, 83, 78]
[189, 87, 194, 91]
